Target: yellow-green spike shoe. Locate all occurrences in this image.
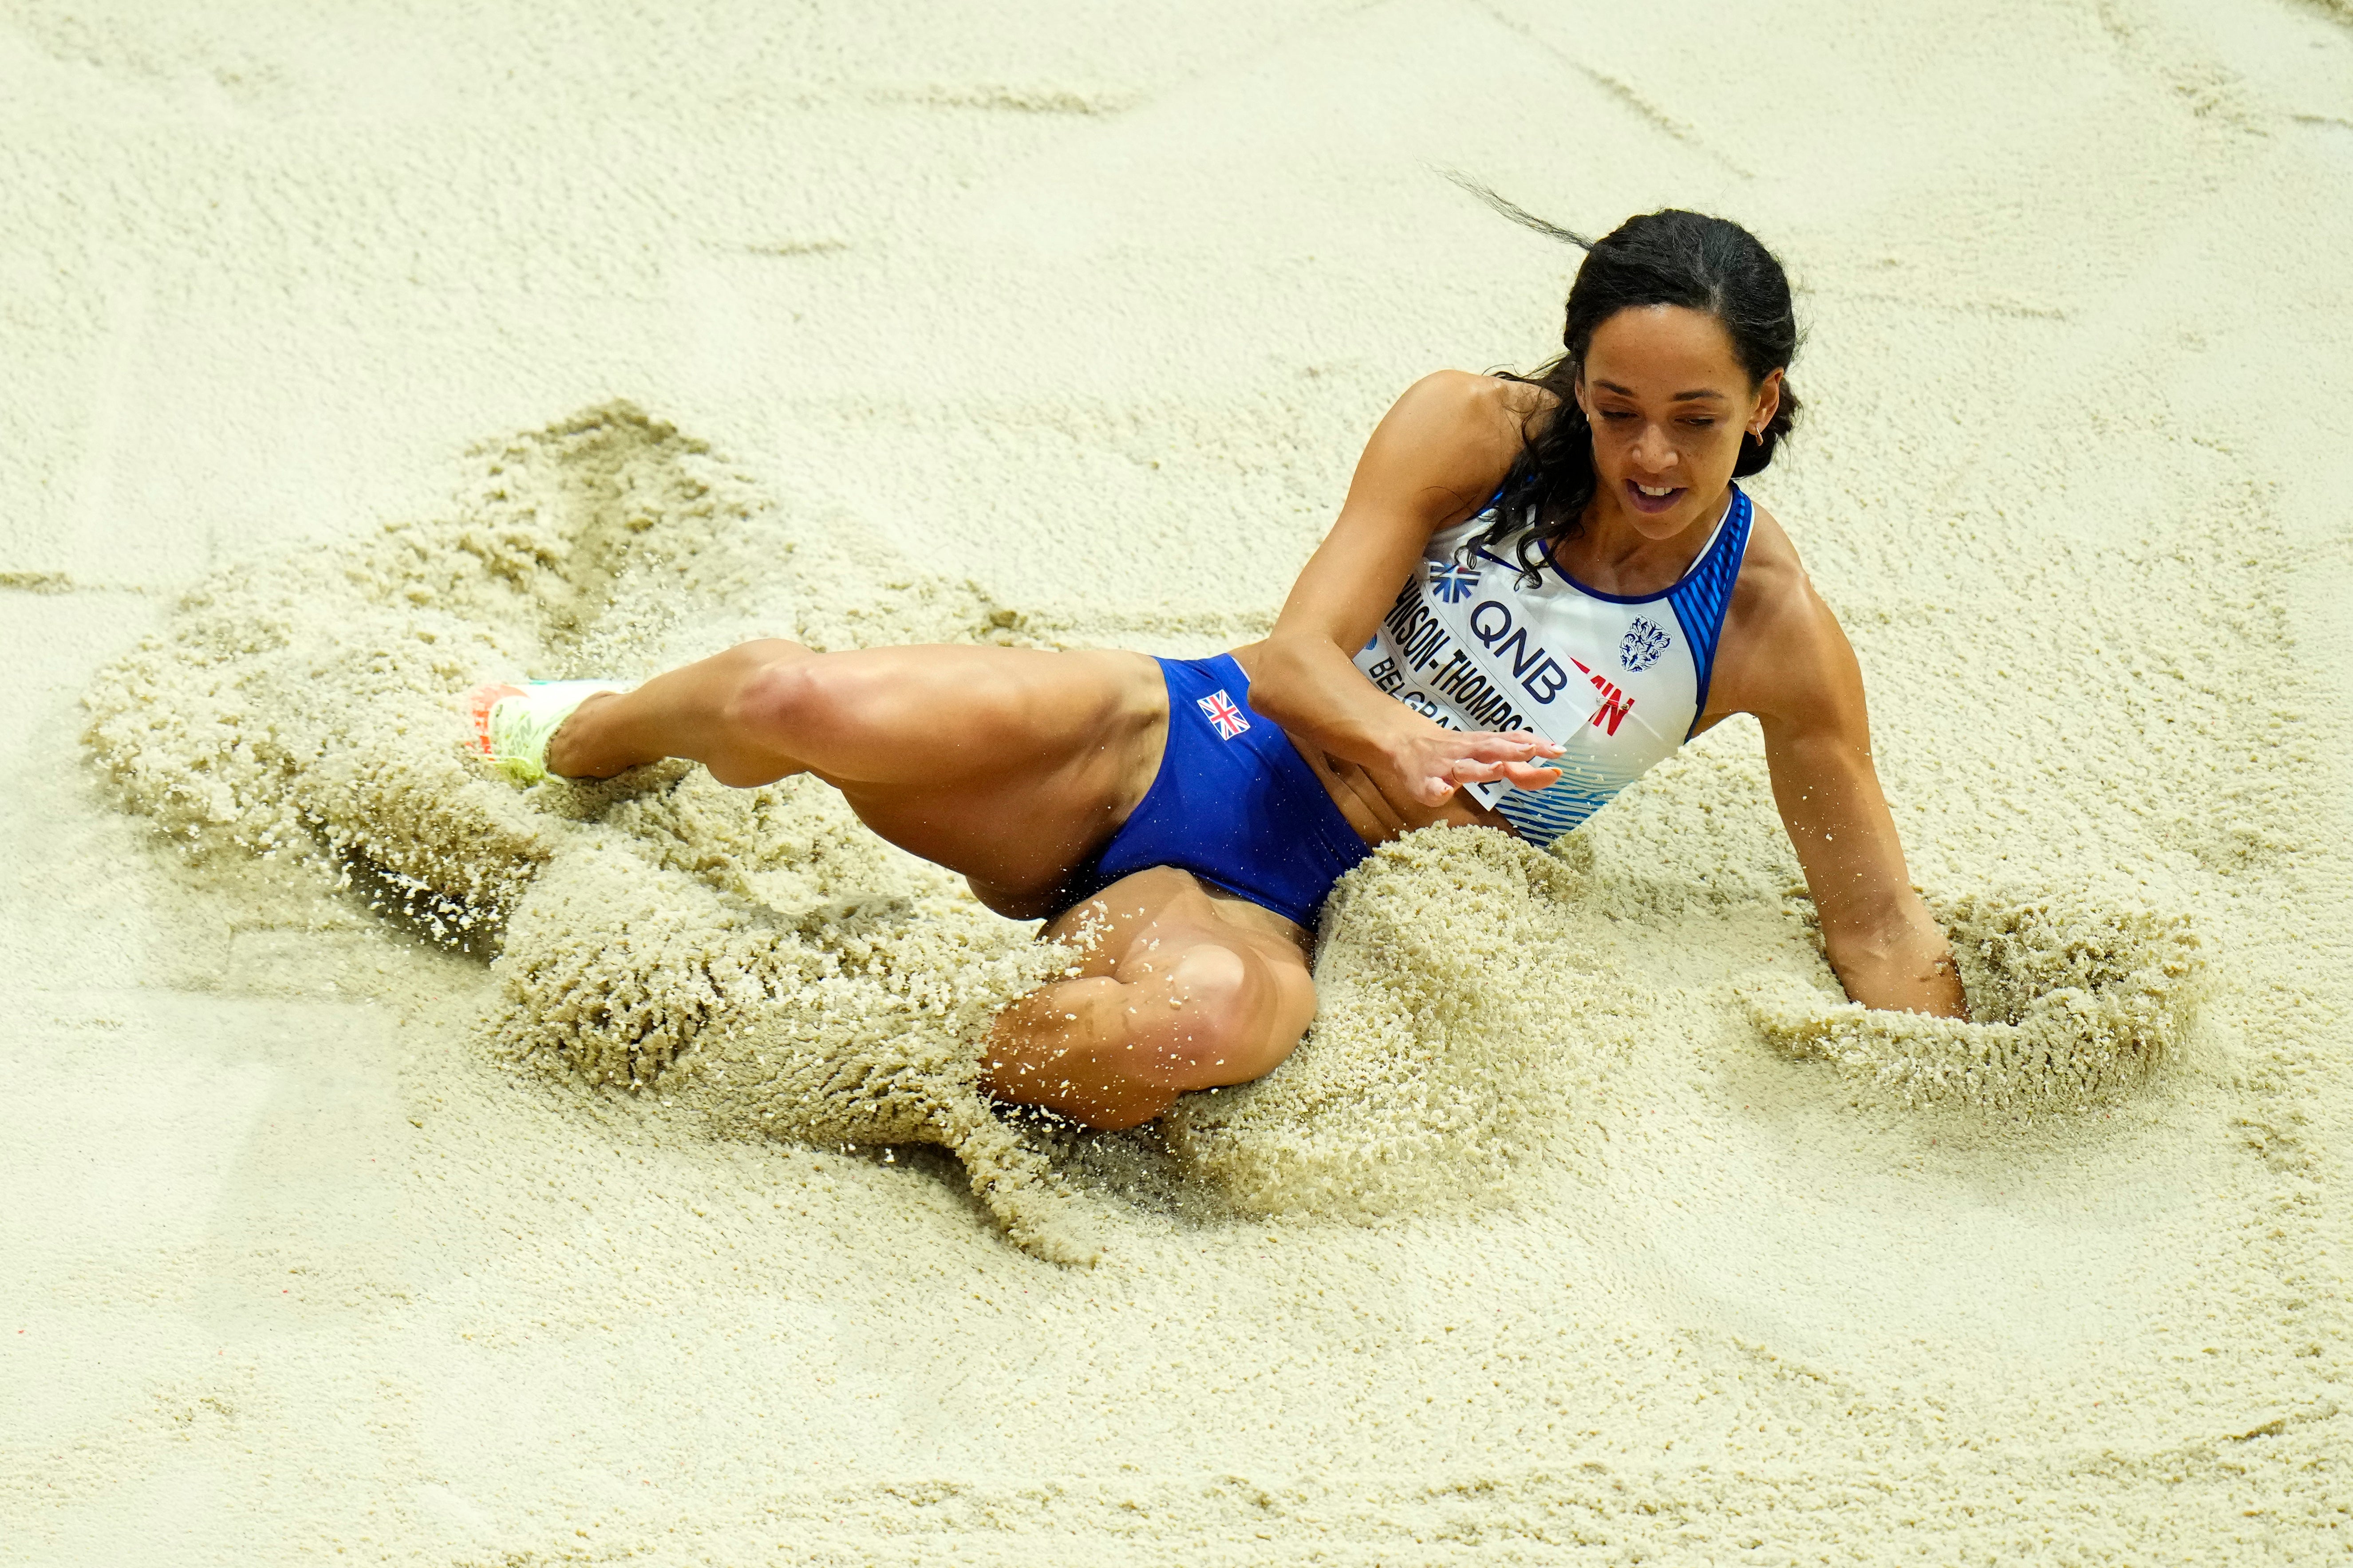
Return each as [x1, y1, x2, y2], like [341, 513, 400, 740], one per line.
[464, 680, 626, 784]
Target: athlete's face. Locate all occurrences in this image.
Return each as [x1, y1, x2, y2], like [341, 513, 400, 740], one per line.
[1575, 304, 1782, 542]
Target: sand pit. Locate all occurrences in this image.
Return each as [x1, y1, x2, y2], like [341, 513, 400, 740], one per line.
[9, 1, 2353, 1562]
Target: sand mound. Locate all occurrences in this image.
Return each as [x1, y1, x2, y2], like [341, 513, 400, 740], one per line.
[491, 797, 1084, 1259]
[1166, 825, 1627, 1217]
[1743, 890, 2205, 1109]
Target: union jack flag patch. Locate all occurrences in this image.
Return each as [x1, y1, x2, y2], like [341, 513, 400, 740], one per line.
[1197, 689, 1250, 740]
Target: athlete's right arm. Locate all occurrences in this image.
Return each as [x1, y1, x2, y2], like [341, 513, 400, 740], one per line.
[1252, 372, 1564, 808]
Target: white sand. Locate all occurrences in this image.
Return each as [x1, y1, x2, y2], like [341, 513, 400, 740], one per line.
[7, 1, 2353, 1561]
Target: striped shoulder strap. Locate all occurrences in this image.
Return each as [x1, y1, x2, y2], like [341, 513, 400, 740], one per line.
[1665, 488, 1754, 738]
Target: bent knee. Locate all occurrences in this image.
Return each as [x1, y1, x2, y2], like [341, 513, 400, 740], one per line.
[718, 650, 849, 760]
[1130, 942, 1308, 1090]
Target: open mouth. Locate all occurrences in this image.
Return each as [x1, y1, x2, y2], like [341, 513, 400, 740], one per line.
[1624, 479, 1686, 515]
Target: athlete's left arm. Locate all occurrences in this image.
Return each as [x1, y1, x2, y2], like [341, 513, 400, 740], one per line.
[1720, 557, 1968, 1018]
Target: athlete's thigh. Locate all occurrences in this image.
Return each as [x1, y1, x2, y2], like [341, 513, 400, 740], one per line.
[792, 645, 1161, 786]
[810, 647, 1166, 907]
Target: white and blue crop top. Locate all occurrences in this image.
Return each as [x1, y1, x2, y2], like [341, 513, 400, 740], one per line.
[1350, 486, 1753, 847]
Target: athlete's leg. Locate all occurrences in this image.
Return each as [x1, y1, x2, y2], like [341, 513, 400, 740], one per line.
[535, 648, 1313, 1123]
[978, 867, 1319, 1131]
[544, 639, 1167, 916]
[548, 639, 815, 787]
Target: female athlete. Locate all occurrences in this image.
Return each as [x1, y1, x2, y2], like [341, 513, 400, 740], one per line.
[470, 206, 1967, 1131]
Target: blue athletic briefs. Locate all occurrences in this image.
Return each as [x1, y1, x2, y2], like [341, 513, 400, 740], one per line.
[1066, 654, 1370, 928]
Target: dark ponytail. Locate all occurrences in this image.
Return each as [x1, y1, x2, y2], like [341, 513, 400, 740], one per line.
[1455, 184, 1803, 580]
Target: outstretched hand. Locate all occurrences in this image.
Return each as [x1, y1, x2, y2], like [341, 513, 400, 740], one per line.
[1386, 725, 1563, 808]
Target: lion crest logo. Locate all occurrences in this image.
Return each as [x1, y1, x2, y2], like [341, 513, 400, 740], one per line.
[1619, 617, 1671, 672]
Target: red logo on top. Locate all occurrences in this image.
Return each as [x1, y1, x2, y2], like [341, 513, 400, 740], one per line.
[1568, 658, 1635, 736]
